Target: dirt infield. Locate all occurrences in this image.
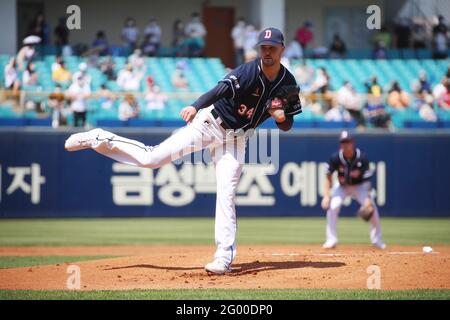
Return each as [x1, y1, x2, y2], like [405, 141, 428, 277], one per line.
[0, 245, 449, 291]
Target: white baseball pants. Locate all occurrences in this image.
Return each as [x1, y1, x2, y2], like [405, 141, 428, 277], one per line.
[326, 181, 383, 245]
[91, 106, 246, 267]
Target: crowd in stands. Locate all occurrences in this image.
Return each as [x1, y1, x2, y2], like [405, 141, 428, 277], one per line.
[294, 64, 450, 129]
[18, 11, 450, 61]
[24, 12, 207, 59]
[1, 12, 450, 130]
[2, 40, 176, 128]
[278, 15, 449, 60]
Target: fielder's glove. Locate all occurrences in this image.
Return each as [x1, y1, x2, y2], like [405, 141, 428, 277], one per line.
[357, 204, 374, 222]
[265, 85, 301, 113]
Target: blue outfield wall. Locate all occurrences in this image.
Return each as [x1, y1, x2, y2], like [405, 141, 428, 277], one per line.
[0, 128, 449, 217]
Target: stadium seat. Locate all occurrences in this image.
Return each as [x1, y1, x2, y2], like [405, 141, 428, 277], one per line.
[401, 49, 416, 59]
[416, 49, 432, 59]
[292, 120, 315, 129]
[26, 118, 52, 126]
[315, 121, 348, 129]
[438, 121, 450, 128]
[0, 118, 26, 126]
[96, 119, 128, 127]
[404, 120, 438, 129]
[128, 119, 158, 127]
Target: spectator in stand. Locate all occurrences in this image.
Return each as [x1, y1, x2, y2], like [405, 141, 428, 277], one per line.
[22, 61, 42, 112]
[97, 84, 115, 110]
[128, 48, 145, 71]
[66, 75, 91, 127]
[393, 17, 411, 49]
[411, 81, 437, 122]
[432, 15, 448, 59]
[416, 70, 432, 94]
[141, 34, 157, 57]
[3, 58, 21, 96]
[231, 18, 247, 66]
[243, 24, 259, 58]
[100, 56, 116, 81]
[142, 18, 161, 56]
[324, 104, 352, 122]
[284, 39, 303, 60]
[51, 56, 63, 73]
[119, 94, 140, 121]
[52, 60, 72, 85]
[365, 77, 390, 128]
[372, 25, 392, 49]
[309, 67, 330, 94]
[184, 13, 207, 57]
[411, 22, 427, 49]
[387, 81, 410, 109]
[438, 81, 450, 109]
[48, 85, 67, 128]
[172, 19, 186, 55]
[16, 40, 37, 71]
[365, 76, 382, 96]
[372, 40, 387, 59]
[72, 62, 92, 87]
[172, 61, 189, 90]
[90, 31, 109, 56]
[54, 17, 70, 55]
[335, 81, 365, 127]
[121, 17, 139, 50]
[433, 76, 448, 101]
[365, 99, 391, 128]
[293, 61, 314, 90]
[145, 85, 168, 110]
[22, 62, 39, 87]
[309, 67, 332, 112]
[117, 64, 143, 91]
[146, 75, 155, 90]
[329, 33, 347, 58]
[28, 13, 49, 45]
[295, 21, 314, 50]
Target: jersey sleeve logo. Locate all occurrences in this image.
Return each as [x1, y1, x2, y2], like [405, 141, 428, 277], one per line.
[264, 30, 272, 39]
[229, 75, 240, 89]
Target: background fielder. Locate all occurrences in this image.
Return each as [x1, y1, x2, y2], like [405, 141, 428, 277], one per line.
[64, 27, 302, 274]
[321, 131, 385, 249]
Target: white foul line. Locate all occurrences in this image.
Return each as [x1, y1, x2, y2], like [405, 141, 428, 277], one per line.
[260, 251, 440, 257]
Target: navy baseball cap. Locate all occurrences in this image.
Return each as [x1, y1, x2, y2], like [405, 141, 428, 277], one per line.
[339, 131, 354, 143]
[257, 27, 285, 47]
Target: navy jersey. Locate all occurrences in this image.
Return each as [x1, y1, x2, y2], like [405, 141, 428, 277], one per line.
[213, 58, 302, 130]
[326, 148, 372, 186]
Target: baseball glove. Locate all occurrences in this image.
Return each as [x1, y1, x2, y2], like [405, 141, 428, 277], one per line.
[357, 204, 374, 222]
[265, 85, 301, 113]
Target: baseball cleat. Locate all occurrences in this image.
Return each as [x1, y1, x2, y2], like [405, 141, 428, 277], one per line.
[322, 240, 337, 249]
[65, 128, 109, 152]
[373, 242, 387, 249]
[205, 259, 232, 275]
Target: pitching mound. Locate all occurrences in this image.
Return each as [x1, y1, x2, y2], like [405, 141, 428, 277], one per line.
[0, 245, 449, 290]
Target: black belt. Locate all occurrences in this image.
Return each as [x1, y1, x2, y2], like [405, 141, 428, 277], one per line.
[211, 108, 231, 130]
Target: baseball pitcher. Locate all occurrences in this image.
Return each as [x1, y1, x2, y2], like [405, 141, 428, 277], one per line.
[321, 131, 385, 249]
[65, 27, 302, 274]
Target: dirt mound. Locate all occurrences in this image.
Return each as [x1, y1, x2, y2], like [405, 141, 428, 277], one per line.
[0, 245, 449, 290]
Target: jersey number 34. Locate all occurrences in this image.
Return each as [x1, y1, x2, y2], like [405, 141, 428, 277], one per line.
[238, 104, 254, 119]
